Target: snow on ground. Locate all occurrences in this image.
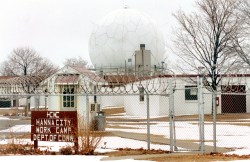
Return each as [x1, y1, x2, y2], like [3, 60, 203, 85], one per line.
[0, 155, 152, 162]
[0, 124, 170, 151]
[0, 116, 250, 161]
[107, 120, 250, 155]
[107, 119, 250, 155]
[0, 124, 153, 162]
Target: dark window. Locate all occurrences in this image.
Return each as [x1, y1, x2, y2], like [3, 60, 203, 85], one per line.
[185, 85, 198, 100]
[0, 99, 11, 108]
[61, 85, 75, 108]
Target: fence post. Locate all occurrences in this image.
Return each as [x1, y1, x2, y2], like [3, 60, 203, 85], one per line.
[169, 79, 175, 152]
[212, 92, 217, 152]
[146, 93, 150, 150]
[36, 95, 40, 110]
[86, 95, 90, 147]
[45, 95, 48, 109]
[15, 95, 18, 117]
[198, 76, 205, 153]
[86, 95, 90, 125]
[25, 96, 31, 116]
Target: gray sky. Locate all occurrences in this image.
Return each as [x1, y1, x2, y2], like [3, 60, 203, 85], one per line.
[0, 0, 195, 68]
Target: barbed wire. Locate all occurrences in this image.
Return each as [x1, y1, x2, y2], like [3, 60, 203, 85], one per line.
[2, 70, 249, 95]
[0, 76, 45, 94]
[203, 74, 249, 93]
[0, 70, 176, 95]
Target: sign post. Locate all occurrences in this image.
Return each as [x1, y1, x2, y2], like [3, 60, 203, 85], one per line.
[31, 111, 78, 152]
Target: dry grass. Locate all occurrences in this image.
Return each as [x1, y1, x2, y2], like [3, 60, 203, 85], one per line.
[77, 115, 105, 155]
[139, 153, 250, 162]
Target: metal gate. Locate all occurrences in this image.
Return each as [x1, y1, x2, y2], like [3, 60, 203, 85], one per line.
[168, 77, 205, 153]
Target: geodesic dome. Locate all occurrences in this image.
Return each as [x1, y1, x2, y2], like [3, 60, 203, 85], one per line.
[88, 8, 166, 69]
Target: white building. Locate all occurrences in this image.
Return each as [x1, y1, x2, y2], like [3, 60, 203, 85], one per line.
[1, 72, 250, 117]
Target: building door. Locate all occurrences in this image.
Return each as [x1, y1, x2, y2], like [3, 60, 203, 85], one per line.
[13, 100, 17, 107]
[221, 85, 246, 113]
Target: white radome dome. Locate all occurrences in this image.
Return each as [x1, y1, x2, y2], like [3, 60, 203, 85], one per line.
[88, 8, 166, 68]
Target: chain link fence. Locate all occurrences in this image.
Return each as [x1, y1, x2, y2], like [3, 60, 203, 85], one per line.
[0, 74, 249, 154]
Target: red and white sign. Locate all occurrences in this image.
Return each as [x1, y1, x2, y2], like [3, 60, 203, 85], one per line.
[31, 111, 78, 142]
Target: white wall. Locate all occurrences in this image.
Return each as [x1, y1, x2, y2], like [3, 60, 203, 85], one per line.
[124, 95, 162, 116]
[100, 96, 124, 108]
[124, 95, 146, 116]
[149, 95, 160, 116]
[48, 95, 60, 111]
[159, 95, 168, 115]
[173, 88, 199, 115]
[77, 95, 89, 122]
[18, 98, 26, 106]
[29, 95, 46, 109]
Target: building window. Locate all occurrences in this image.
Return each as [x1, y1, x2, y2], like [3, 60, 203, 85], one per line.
[61, 85, 76, 108]
[139, 87, 144, 102]
[0, 98, 11, 108]
[185, 85, 198, 100]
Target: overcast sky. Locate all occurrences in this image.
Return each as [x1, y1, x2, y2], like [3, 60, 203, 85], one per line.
[0, 0, 195, 68]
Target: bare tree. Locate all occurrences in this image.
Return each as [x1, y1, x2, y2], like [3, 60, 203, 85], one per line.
[0, 47, 58, 77]
[0, 47, 59, 115]
[241, 0, 250, 24]
[63, 56, 88, 67]
[230, 0, 250, 67]
[172, 0, 244, 91]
